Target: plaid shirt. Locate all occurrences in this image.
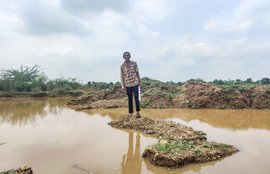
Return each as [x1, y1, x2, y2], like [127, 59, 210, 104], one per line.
[121, 61, 140, 87]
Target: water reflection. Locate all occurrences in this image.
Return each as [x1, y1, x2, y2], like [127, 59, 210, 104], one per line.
[121, 132, 142, 174]
[0, 98, 67, 125]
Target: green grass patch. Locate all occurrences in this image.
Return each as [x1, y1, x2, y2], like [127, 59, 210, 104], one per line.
[153, 140, 195, 154]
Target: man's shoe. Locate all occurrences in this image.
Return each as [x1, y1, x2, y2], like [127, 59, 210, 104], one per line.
[128, 113, 133, 117]
[136, 112, 142, 118]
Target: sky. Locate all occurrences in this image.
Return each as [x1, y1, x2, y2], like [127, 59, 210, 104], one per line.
[0, 0, 269, 83]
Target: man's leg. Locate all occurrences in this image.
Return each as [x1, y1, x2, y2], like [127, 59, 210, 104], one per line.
[126, 86, 133, 114]
[133, 85, 140, 114]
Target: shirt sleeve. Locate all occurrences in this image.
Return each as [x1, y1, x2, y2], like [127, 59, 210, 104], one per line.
[135, 62, 140, 82]
[134, 62, 139, 72]
[120, 66, 125, 87]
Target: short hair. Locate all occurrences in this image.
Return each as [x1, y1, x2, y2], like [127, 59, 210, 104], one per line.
[123, 52, 131, 57]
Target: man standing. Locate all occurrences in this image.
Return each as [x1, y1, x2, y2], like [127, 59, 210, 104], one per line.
[121, 52, 141, 118]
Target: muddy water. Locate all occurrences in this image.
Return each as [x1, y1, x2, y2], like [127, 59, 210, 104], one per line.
[0, 99, 270, 174]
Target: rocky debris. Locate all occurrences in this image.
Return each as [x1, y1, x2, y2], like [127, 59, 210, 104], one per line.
[0, 166, 33, 174]
[108, 115, 239, 168]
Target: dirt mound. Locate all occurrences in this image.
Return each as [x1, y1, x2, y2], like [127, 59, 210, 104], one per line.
[68, 81, 270, 109]
[109, 115, 206, 141]
[141, 86, 174, 108]
[82, 98, 128, 109]
[67, 87, 125, 106]
[173, 81, 270, 109]
[108, 116, 238, 168]
[143, 140, 238, 167]
[252, 86, 270, 108]
[173, 81, 220, 108]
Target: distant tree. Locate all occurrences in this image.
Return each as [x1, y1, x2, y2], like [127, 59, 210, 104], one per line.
[235, 79, 242, 83]
[261, 78, 270, 84]
[46, 77, 82, 91]
[245, 78, 253, 83]
[213, 79, 225, 85]
[176, 81, 183, 86]
[114, 82, 121, 87]
[86, 81, 113, 89]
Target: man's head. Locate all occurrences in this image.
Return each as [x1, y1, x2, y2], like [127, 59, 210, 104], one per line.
[123, 52, 131, 61]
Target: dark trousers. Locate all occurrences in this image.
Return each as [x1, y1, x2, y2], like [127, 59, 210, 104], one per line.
[126, 85, 140, 114]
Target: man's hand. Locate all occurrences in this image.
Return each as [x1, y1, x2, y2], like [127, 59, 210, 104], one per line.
[122, 86, 126, 93]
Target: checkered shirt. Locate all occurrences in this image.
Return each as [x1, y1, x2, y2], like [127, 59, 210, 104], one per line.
[121, 61, 140, 87]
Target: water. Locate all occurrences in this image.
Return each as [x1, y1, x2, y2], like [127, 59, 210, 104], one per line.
[0, 98, 270, 174]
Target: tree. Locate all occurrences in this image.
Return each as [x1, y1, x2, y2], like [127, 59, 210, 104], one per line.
[245, 78, 253, 83]
[261, 78, 270, 84]
[0, 65, 47, 92]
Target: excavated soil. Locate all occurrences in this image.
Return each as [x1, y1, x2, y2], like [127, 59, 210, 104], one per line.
[68, 81, 270, 109]
[108, 115, 239, 168]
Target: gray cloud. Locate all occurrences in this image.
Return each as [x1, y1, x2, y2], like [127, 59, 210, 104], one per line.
[60, 0, 130, 14]
[0, 0, 269, 83]
[21, 2, 86, 35]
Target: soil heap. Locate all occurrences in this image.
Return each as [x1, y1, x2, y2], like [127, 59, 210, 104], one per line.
[68, 79, 270, 109]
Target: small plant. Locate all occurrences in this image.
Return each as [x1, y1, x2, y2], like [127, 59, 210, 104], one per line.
[194, 148, 201, 157]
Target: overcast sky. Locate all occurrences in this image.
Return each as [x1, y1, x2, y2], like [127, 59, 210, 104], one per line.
[0, 0, 269, 83]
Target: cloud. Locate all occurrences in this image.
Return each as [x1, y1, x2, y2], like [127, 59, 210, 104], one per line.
[203, 0, 270, 34]
[60, 0, 129, 14]
[0, 0, 269, 83]
[21, 1, 85, 35]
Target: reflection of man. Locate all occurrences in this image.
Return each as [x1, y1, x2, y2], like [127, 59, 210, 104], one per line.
[121, 132, 142, 174]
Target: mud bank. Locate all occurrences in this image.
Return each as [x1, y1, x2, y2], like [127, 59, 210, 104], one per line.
[108, 115, 239, 167]
[0, 167, 33, 174]
[68, 80, 270, 109]
[0, 90, 83, 98]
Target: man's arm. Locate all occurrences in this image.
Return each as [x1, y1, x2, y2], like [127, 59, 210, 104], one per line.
[121, 66, 125, 90]
[135, 62, 141, 86]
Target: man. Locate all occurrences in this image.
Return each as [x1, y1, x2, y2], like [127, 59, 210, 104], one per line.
[121, 52, 141, 118]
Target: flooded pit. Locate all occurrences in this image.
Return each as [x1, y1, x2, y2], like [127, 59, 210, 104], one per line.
[0, 98, 270, 174]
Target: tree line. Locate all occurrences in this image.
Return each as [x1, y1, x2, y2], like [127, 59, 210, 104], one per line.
[0, 65, 269, 92]
[210, 78, 270, 85]
[0, 65, 117, 92]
